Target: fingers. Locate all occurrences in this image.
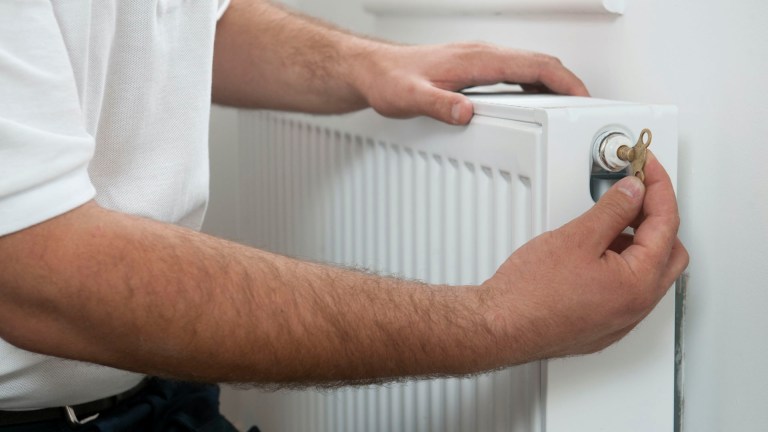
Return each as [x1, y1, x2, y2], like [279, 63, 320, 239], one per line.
[368, 43, 590, 124]
[562, 175, 645, 255]
[621, 152, 681, 277]
[465, 47, 590, 97]
[660, 237, 689, 289]
[529, 54, 590, 97]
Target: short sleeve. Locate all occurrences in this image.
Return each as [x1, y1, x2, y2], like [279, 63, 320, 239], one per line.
[217, 0, 231, 20]
[0, 1, 96, 236]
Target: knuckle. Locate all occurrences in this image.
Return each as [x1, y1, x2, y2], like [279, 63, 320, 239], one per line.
[535, 53, 562, 67]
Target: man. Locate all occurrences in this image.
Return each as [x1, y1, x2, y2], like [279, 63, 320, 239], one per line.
[0, 0, 688, 430]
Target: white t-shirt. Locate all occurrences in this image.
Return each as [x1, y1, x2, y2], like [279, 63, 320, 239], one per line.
[0, 0, 230, 409]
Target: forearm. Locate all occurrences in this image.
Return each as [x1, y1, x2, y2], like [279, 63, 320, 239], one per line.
[0, 202, 500, 384]
[212, 0, 375, 113]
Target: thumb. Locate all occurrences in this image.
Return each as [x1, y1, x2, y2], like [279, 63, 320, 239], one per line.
[568, 176, 645, 254]
[416, 86, 474, 125]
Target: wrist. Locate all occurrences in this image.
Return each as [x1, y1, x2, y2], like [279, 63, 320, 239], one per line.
[474, 280, 538, 368]
[338, 38, 393, 108]
[431, 283, 513, 373]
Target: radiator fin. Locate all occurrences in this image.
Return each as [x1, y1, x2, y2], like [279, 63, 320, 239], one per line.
[238, 111, 539, 432]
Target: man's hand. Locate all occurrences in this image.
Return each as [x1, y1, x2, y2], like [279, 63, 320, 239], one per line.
[351, 43, 589, 125]
[213, 0, 588, 124]
[480, 153, 688, 364]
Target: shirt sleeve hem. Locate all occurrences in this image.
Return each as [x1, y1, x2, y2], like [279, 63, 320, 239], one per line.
[216, 0, 231, 20]
[0, 167, 96, 237]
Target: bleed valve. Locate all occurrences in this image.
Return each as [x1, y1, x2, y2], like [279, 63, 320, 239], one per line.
[593, 128, 652, 182]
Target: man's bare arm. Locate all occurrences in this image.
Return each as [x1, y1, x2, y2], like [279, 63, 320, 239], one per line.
[0, 156, 686, 385]
[0, 204, 499, 384]
[212, 0, 589, 124]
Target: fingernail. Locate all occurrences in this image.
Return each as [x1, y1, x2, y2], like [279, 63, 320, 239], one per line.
[451, 103, 462, 124]
[617, 175, 644, 199]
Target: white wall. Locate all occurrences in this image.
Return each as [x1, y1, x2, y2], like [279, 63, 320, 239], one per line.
[206, 1, 768, 430]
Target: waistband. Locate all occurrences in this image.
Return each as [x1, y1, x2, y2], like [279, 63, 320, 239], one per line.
[0, 378, 149, 428]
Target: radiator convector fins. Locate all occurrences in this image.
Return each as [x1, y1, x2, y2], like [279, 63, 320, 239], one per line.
[237, 111, 540, 432]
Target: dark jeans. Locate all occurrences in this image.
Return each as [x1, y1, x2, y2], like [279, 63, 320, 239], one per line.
[1, 378, 259, 432]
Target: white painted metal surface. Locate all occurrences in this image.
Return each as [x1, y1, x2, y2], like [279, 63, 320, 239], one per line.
[233, 94, 677, 431]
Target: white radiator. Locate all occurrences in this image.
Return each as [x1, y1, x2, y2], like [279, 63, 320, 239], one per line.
[234, 94, 677, 432]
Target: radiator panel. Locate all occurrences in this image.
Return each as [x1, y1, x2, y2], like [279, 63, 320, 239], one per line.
[237, 110, 543, 432]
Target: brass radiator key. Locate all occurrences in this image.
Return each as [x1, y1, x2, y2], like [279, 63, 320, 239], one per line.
[591, 127, 655, 202]
[617, 128, 652, 182]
